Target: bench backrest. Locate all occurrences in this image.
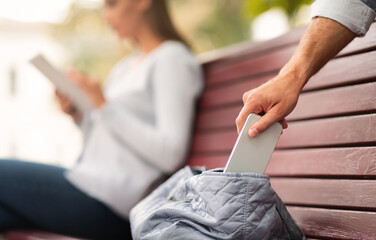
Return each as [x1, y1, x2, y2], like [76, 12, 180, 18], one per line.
[187, 22, 376, 239]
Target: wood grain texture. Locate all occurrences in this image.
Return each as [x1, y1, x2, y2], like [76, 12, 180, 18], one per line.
[271, 178, 376, 209]
[195, 106, 240, 131]
[188, 147, 376, 177]
[201, 23, 376, 88]
[304, 51, 376, 91]
[201, 22, 376, 71]
[278, 114, 376, 149]
[289, 81, 376, 120]
[199, 51, 376, 111]
[287, 207, 376, 239]
[187, 154, 227, 169]
[192, 114, 376, 153]
[198, 74, 272, 108]
[191, 130, 236, 153]
[266, 147, 376, 177]
[195, 81, 376, 130]
[204, 45, 296, 86]
[339, 23, 376, 56]
[200, 27, 305, 66]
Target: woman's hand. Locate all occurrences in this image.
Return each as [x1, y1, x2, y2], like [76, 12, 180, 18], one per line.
[67, 70, 106, 109]
[56, 90, 82, 123]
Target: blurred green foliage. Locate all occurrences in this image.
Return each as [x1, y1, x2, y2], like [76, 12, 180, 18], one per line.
[193, 0, 250, 50]
[50, 0, 312, 82]
[242, 0, 314, 23]
[50, 2, 129, 83]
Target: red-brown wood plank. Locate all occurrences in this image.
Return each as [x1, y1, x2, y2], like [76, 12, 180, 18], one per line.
[305, 50, 376, 91]
[191, 130, 236, 153]
[199, 74, 272, 108]
[289, 81, 376, 120]
[201, 22, 376, 71]
[187, 154, 227, 169]
[192, 114, 376, 153]
[339, 23, 376, 56]
[278, 114, 376, 149]
[188, 147, 376, 176]
[287, 207, 376, 239]
[199, 51, 376, 113]
[195, 106, 240, 131]
[266, 147, 376, 177]
[200, 27, 305, 66]
[200, 50, 376, 113]
[201, 23, 376, 85]
[204, 45, 296, 86]
[195, 81, 376, 131]
[271, 179, 376, 210]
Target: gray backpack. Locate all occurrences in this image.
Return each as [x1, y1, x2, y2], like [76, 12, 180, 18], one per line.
[130, 166, 305, 240]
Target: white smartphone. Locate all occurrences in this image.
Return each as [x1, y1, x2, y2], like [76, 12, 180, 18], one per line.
[224, 114, 282, 174]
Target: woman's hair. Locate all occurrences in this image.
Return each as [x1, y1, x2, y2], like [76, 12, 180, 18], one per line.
[145, 0, 189, 48]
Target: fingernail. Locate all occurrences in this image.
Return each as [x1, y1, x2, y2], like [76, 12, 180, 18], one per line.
[249, 128, 259, 138]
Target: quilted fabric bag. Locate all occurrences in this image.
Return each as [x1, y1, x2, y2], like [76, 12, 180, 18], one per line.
[130, 166, 305, 240]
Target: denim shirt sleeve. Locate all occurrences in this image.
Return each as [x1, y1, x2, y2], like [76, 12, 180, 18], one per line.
[361, 0, 376, 11]
[311, 0, 376, 37]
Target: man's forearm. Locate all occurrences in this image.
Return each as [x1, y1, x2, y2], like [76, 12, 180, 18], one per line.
[279, 17, 357, 91]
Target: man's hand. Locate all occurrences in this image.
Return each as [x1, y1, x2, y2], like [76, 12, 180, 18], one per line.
[236, 74, 299, 137]
[236, 17, 356, 138]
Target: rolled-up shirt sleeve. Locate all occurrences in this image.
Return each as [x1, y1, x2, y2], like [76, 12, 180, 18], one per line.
[311, 0, 376, 37]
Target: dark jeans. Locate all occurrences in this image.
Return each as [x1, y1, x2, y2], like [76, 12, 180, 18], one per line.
[0, 159, 132, 240]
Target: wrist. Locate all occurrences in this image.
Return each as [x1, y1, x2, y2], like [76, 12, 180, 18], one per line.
[276, 66, 308, 94]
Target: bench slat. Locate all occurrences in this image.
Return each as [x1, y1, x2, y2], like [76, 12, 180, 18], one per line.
[200, 51, 376, 111]
[271, 179, 376, 210]
[278, 114, 376, 148]
[339, 23, 376, 56]
[192, 114, 376, 153]
[199, 74, 271, 108]
[196, 81, 376, 131]
[266, 147, 376, 177]
[289, 81, 376, 120]
[187, 154, 227, 169]
[205, 45, 296, 86]
[287, 207, 376, 239]
[200, 27, 305, 66]
[203, 29, 376, 89]
[305, 51, 376, 91]
[202, 22, 376, 73]
[188, 147, 376, 177]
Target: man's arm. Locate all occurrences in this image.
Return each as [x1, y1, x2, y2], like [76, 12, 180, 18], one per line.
[236, 17, 356, 137]
[236, 0, 376, 137]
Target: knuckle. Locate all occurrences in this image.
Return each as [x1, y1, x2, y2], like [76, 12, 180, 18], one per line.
[242, 92, 249, 103]
[235, 116, 241, 125]
[273, 106, 284, 117]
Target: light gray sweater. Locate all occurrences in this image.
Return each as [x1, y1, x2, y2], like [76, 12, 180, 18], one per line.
[65, 41, 203, 218]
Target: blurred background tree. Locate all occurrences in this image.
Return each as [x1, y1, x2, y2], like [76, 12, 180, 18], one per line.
[177, 0, 250, 51]
[50, 1, 129, 82]
[49, 0, 313, 82]
[242, 0, 314, 26]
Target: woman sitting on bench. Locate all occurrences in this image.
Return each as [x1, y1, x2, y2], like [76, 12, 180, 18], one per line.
[0, 0, 203, 239]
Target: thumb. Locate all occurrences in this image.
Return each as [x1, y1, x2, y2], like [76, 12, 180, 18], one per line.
[248, 107, 282, 137]
[236, 101, 263, 134]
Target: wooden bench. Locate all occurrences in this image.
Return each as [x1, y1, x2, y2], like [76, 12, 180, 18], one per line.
[4, 22, 376, 240]
[188, 22, 376, 239]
